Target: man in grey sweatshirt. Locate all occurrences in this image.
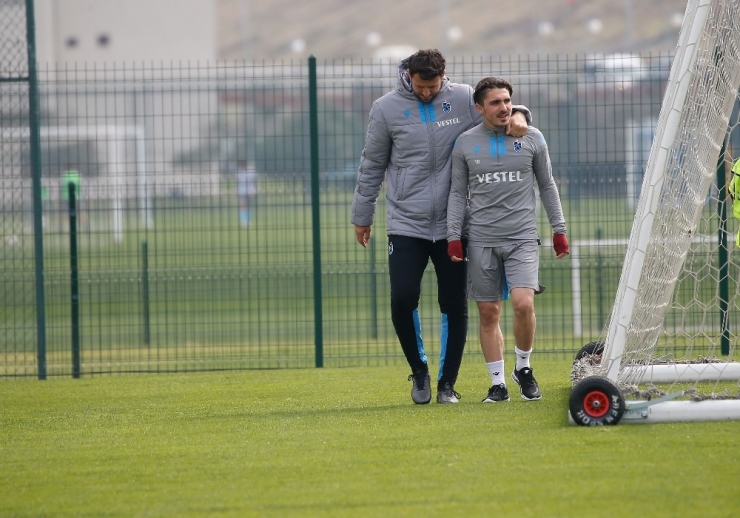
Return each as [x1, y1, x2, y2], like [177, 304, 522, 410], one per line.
[447, 77, 568, 403]
[352, 50, 530, 404]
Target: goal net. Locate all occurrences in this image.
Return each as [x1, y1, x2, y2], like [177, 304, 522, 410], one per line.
[570, 0, 740, 424]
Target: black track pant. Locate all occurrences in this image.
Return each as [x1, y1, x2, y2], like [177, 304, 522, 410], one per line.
[388, 235, 468, 388]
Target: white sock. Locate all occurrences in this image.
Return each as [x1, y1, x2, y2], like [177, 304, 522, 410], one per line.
[515, 347, 531, 371]
[486, 360, 505, 386]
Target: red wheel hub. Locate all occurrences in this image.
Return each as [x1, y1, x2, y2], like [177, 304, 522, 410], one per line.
[583, 390, 610, 418]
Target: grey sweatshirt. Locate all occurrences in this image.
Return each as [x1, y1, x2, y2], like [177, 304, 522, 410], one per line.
[351, 59, 531, 241]
[447, 123, 566, 245]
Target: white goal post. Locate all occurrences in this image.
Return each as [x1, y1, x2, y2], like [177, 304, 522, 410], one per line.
[1, 125, 152, 242]
[569, 0, 740, 425]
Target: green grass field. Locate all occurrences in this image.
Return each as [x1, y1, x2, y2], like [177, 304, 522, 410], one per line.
[2, 358, 739, 517]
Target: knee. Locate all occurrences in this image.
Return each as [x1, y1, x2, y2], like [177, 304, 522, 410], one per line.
[512, 298, 535, 320]
[478, 304, 501, 326]
[438, 295, 468, 316]
[391, 289, 420, 312]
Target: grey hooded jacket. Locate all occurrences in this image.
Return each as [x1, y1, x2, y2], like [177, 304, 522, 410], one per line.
[351, 59, 530, 241]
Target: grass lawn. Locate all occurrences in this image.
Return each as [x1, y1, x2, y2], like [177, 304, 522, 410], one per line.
[1, 358, 739, 517]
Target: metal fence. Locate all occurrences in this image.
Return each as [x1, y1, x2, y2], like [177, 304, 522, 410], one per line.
[3, 28, 738, 378]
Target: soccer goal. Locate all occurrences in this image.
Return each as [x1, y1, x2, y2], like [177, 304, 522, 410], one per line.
[569, 0, 740, 425]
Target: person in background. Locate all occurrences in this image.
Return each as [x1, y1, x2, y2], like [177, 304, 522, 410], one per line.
[236, 159, 258, 227]
[447, 76, 568, 403]
[60, 164, 83, 231]
[727, 158, 740, 246]
[352, 50, 531, 405]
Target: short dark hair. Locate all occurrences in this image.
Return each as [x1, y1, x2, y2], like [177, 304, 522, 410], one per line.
[473, 77, 514, 106]
[407, 49, 446, 80]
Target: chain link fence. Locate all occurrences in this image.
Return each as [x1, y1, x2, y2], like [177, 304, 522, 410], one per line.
[1, 0, 42, 377]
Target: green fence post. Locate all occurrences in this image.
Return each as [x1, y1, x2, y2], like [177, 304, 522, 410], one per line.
[716, 145, 730, 356]
[309, 56, 324, 368]
[25, 0, 48, 380]
[369, 235, 378, 339]
[595, 227, 604, 330]
[142, 240, 151, 346]
[68, 184, 81, 378]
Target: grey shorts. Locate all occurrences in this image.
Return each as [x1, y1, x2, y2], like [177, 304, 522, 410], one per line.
[467, 241, 540, 302]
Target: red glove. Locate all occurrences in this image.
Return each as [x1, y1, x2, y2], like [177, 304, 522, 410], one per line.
[553, 233, 569, 256]
[447, 240, 463, 260]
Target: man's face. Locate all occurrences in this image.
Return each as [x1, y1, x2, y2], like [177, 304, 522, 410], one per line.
[409, 73, 443, 103]
[475, 87, 512, 128]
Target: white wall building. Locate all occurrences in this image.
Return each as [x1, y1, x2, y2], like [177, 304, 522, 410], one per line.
[34, 0, 216, 66]
[2, 1, 223, 239]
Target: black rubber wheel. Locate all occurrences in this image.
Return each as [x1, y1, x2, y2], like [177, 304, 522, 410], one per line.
[569, 376, 625, 426]
[574, 341, 605, 362]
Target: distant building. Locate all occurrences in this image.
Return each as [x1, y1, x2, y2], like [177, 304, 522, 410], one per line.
[34, 0, 216, 66]
[2, 0, 222, 235]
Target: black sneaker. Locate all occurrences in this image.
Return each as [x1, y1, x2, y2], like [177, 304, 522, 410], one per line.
[408, 370, 431, 404]
[482, 383, 510, 403]
[511, 367, 542, 400]
[436, 382, 461, 404]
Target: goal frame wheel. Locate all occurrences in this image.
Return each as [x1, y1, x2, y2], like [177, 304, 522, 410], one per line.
[574, 341, 604, 362]
[569, 376, 625, 426]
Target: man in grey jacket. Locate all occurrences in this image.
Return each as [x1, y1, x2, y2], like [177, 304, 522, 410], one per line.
[447, 76, 568, 403]
[351, 50, 529, 404]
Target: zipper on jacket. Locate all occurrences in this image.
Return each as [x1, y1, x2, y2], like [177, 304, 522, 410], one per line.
[489, 131, 506, 167]
[420, 101, 438, 241]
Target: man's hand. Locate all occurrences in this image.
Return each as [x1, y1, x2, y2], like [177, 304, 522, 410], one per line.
[506, 111, 528, 138]
[553, 233, 569, 258]
[447, 240, 464, 262]
[355, 225, 372, 247]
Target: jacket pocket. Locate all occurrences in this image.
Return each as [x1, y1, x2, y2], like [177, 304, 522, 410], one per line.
[392, 166, 408, 201]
